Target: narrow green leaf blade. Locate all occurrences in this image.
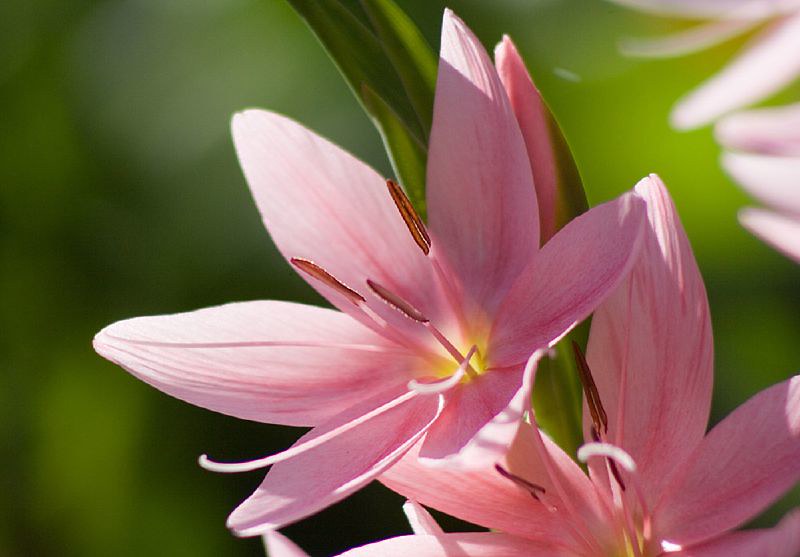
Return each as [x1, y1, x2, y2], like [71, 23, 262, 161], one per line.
[546, 107, 589, 231]
[362, 84, 427, 219]
[286, 0, 425, 144]
[360, 0, 437, 137]
[532, 321, 590, 459]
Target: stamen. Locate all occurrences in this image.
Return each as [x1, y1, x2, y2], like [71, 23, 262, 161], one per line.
[100, 335, 397, 352]
[577, 442, 636, 473]
[608, 458, 627, 492]
[291, 258, 365, 305]
[528, 422, 605, 555]
[578, 442, 633, 492]
[200, 390, 419, 473]
[366, 279, 479, 376]
[387, 179, 430, 255]
[367, 279, 428, 323]
[494, 464, 546, 502]
[572, 341, 608, 434]
[425, 324, 480, 378]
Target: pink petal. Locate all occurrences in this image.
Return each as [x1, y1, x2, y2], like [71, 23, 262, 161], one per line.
[585, 175, 714, 506]
[489, 190, 646, 368]
[740, 207, 800, 263]
[671, 14, 800, 130]
[403, 500, 444, 536]
[403, 501, 443, 536]
[418, 355, 536, 469]
[335, 533, 565, 557]
[262, 531, 309, 557]
[426, 10, 539, 319]
[671, 510, 800, 557]
[94, 301, 418, 426]
[231, 109, 446, 339]
[655, 376, 800, 546]
[227, 389, 444, 535]
[716, 102, 800, 156]
[620, 19, 757, 59]
[508, 423, 612, 546]
[380, 424, 596, 550]
[494, 36, 558, 244]
[722, 152, 800, 215]
[608, 0, 800, 19]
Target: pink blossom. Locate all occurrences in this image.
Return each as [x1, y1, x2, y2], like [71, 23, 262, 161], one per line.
[262, 531, 309, 557]
[260, 501, 442, 557]
[93, 10, 646, 536]
[355, 175, 800, 556]
[610, 0, 800, 129]
[718, 102, 800, 157]
[717, 103, 800, 262]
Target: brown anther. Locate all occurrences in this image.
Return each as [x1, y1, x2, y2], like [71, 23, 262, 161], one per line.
[387, 179, 431, 255]
[573, 341, 608, 435]
[366, 279, 428, 323]
[291, 258, 365, 305]
[495, 464, 546, 502]
[608, 459, 627, 492]
[589, 423, 625, 491]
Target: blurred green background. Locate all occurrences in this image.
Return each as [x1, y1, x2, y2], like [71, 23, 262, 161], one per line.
[2, 0, 798, 555]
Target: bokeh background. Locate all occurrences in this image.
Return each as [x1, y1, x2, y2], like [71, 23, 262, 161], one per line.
[2, 0, 799, 555]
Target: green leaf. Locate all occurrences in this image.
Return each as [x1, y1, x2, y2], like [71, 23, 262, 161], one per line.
[532, 320, 590, 460]
[286, 0, 435, 216]
[545, 103, 589, 230]
[360, 0, 437, 137]
[362, 84, 427, 218]
[286, 0, 425, 144]
[525, 95, 593, 459]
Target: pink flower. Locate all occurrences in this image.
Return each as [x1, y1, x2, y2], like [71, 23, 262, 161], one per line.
[260, 500, 447, 557]
[93, 10, 646, 536]
[351, 175, 800, 556]
[717, 103, 800, 262]
[262, 531, 309, 557]
[610, 0, 800, 129]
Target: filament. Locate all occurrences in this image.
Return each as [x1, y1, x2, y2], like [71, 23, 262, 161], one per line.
[199, 390, 419, 473]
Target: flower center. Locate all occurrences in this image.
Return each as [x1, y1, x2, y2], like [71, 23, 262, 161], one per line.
[292, 179, 491, 389]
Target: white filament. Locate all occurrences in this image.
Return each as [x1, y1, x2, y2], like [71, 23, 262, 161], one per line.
[199, 390, 418, 473]
[577, 442, 637, 473]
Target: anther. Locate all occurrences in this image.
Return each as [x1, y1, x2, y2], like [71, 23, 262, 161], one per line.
[367, 279, 429, 323]
[387, 179, 430, 255]
[608, 459, 627, 491]
[291, 258, 366, 306]
[495, 464, 546, 502]
[367, 279, 479, 375]
[572, 341, 608, 435]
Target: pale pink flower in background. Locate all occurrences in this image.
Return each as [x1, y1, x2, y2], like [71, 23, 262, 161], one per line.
[93, 10, 646, 536]
[717, 101, 800, 157]
[609, 0, 800, 129]
[717, 103, 800, 262]
[338, 175, 800, 556]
